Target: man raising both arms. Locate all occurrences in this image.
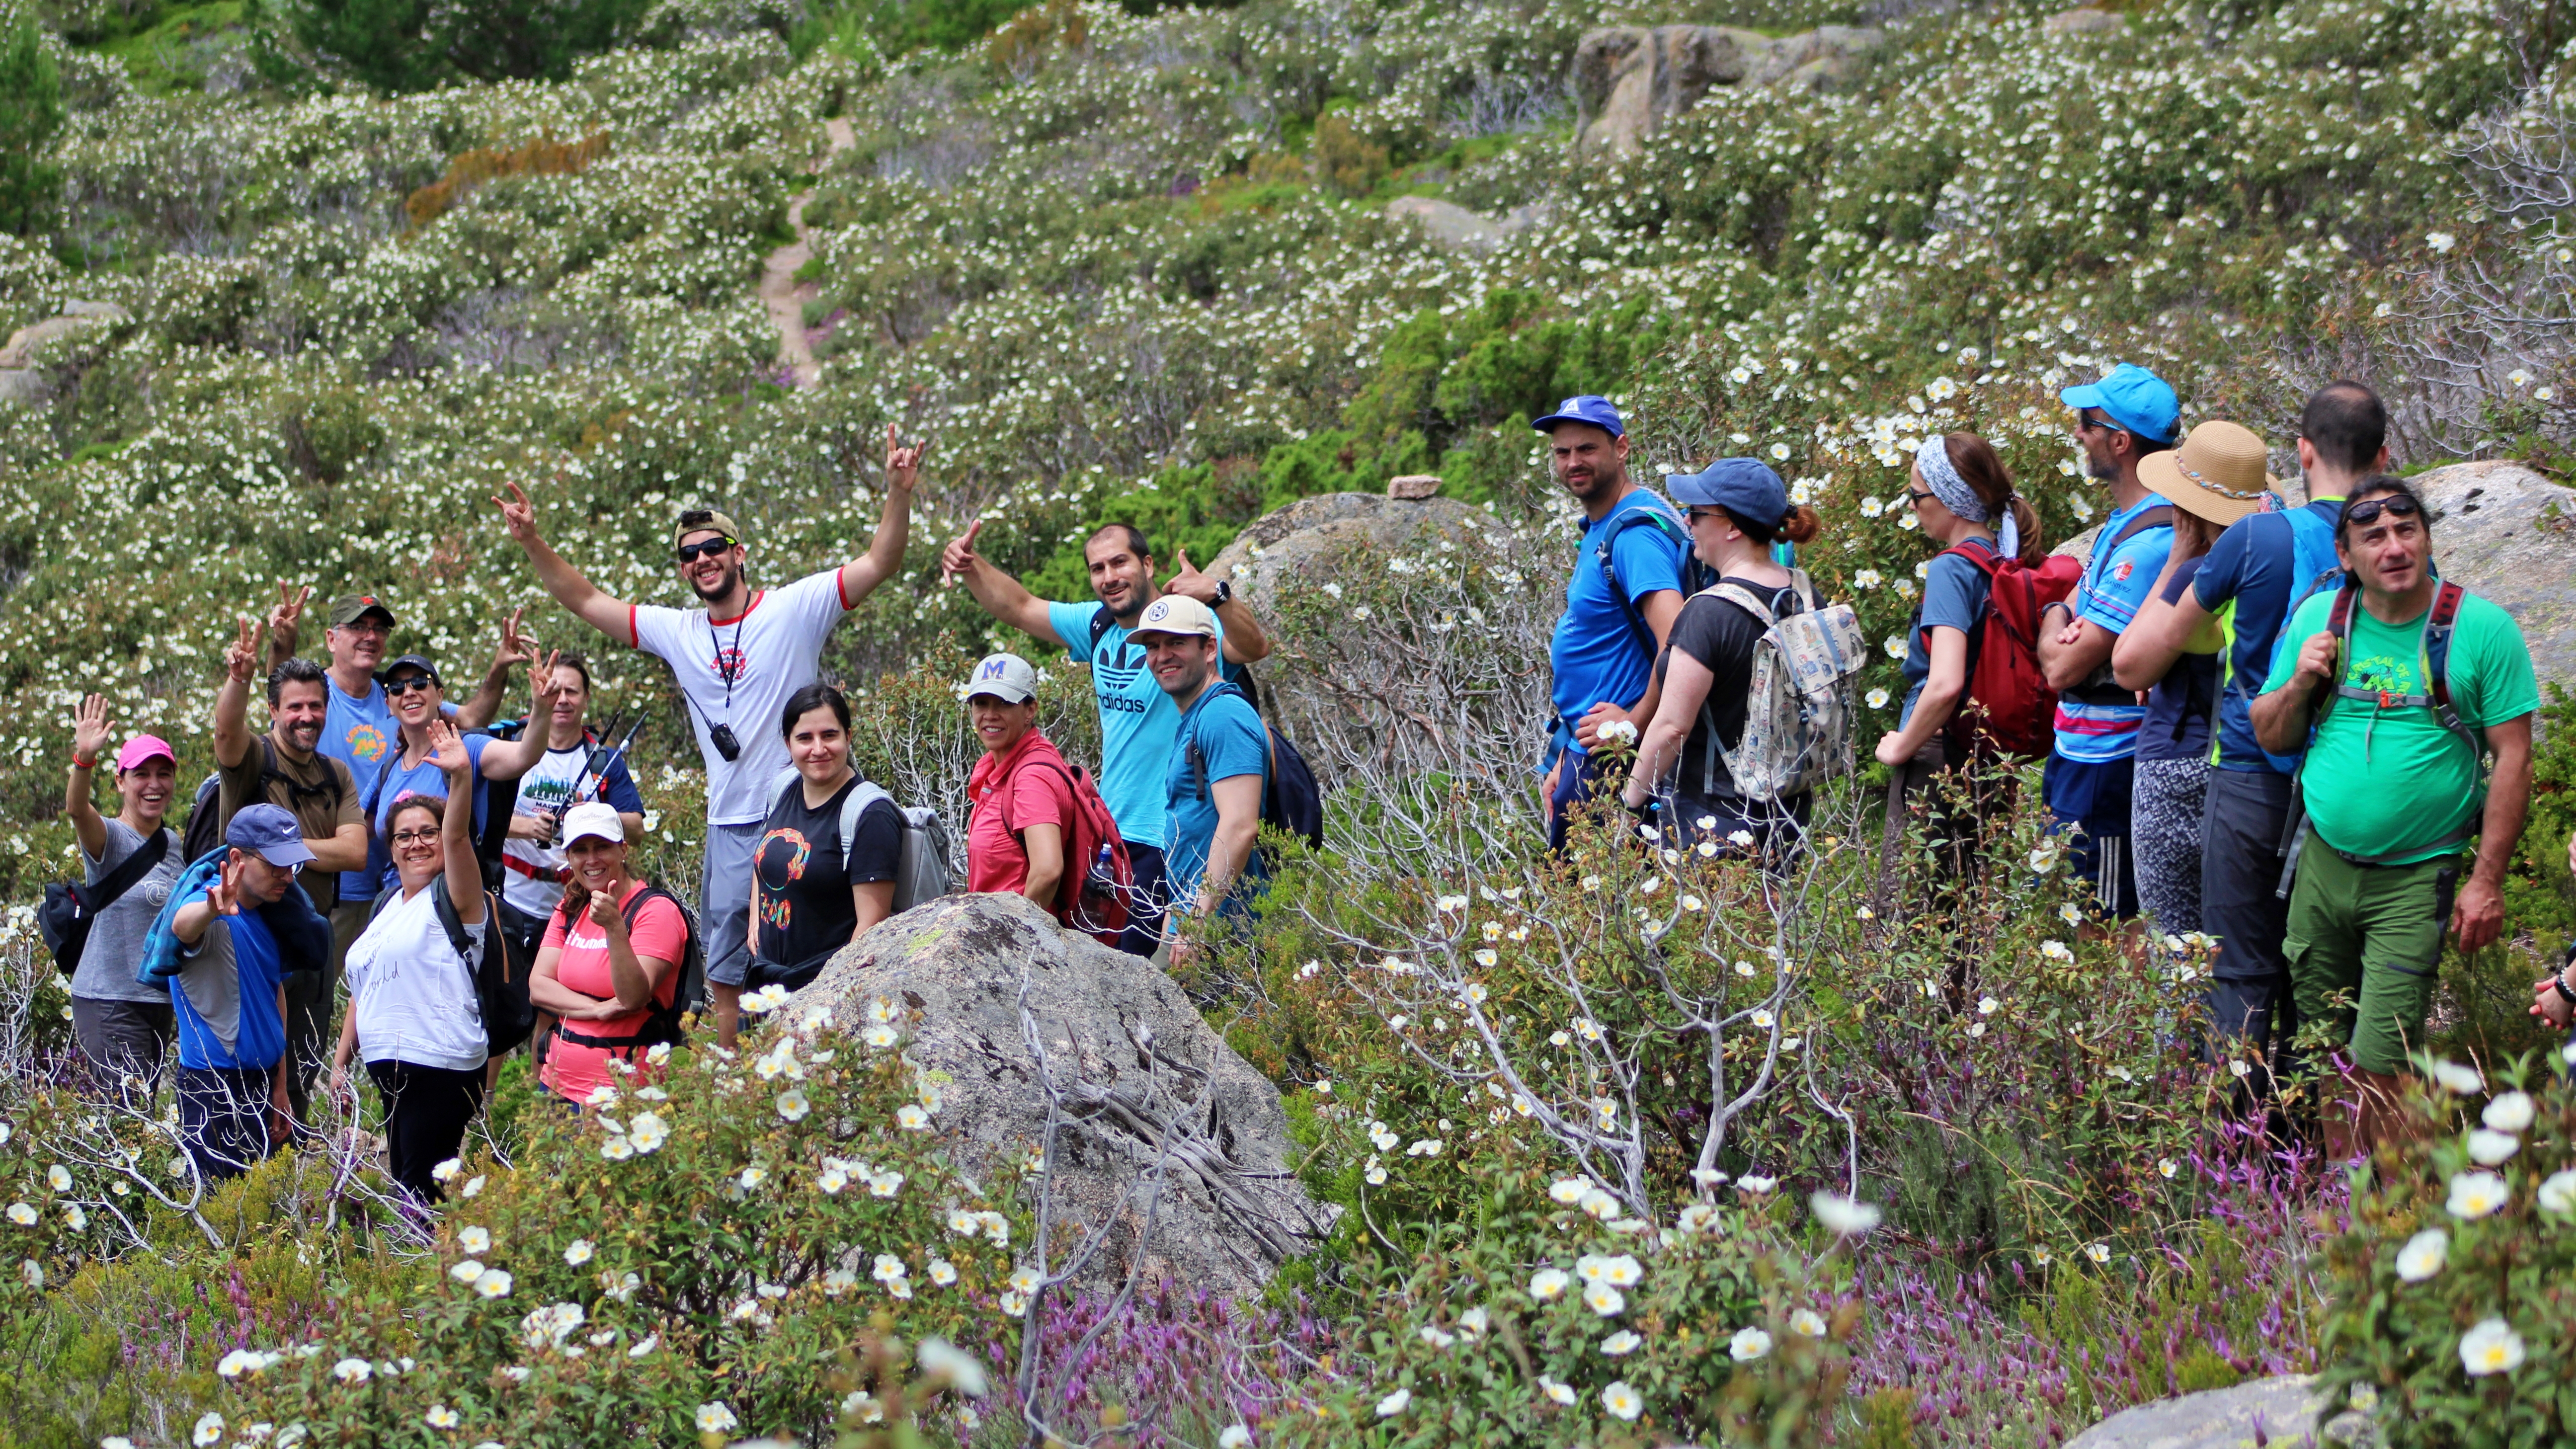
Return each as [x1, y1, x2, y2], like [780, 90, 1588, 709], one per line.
[940, 520, 1271, 957]
[494, 427, 922, 1040]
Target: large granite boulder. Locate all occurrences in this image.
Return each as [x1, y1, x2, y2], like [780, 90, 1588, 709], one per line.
[2411, 459, 2576, 693]
[2067, 1375, 2378, 1448]
[0, 300, 128, 405]
[1205, 489, 1506, 596]
[1572, 24, 1882, 158]
[2044, 5, 2127, 34]
[791, 893, 1328, 1298]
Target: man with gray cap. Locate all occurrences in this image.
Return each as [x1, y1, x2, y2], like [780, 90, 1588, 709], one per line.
[492, 426, 923, 1007]
[1533, 395, 1690, 852]
[162, 804, 319, 1181]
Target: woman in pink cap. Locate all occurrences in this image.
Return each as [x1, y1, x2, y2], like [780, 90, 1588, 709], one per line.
[64, 696, 185, 1107]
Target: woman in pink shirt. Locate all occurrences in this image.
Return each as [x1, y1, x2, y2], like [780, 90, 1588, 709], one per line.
[528, 802, 689, 1107]
[964, 653, 1077, 913]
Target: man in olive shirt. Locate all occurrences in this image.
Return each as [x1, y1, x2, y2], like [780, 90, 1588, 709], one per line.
[211, 619, 367, 1123]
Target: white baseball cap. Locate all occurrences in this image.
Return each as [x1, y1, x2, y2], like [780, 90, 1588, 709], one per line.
[561, 802, 627, 848]
[964, 652, 1039, 704]
[1130, 594, 1218, 642]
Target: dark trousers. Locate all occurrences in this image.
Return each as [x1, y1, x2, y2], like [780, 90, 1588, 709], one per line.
[2201, 768, 2301, 1099]
[2043, 753, 2140, 919]
[72, 997, 173, 1110]
[1546, 749, 1614, 854]
[177, 1065, 279, 1183]
[1117, 844, 1169, 959]
[366, 1059, 486, 1203]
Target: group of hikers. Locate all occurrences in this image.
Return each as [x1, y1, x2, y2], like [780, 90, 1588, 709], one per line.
[1533, 373, 2544, 1158]
[40, 369, 2556, 1197]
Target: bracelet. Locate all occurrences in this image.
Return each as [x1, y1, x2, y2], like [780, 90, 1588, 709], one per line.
[69, 754, 96, 771]
[2555, 969, 2576, 1006]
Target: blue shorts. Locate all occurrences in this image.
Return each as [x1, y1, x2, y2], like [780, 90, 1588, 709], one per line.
[2044, 753, 2139, 919]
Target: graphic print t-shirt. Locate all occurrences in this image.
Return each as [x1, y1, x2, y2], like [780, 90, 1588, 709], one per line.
[1044, 600, 1228, 853]
[752, 777, 900, 976]
[631, 569, 851, 826]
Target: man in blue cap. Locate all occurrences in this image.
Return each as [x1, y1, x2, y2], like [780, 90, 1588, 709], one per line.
[1532, 395, 1690, 851]
[166, 804, 313, 1181]
[2037, 363, 2181, 920]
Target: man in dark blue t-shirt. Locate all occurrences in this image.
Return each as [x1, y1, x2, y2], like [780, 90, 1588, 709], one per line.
[2114, 382, 2389, 1098]
[167, 805, 310, 1182]
[1535, 396, 1688, 852]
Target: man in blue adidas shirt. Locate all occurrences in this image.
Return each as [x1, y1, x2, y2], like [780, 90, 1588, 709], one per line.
[2115, 382, 2386, 1096]
[167, 805, 308, 1182]
[1536, 396, 1688, 852]
[1133, 594, 1269, 966]
[2038, 363, 2181, 920]
[941, 520, 1271, 956]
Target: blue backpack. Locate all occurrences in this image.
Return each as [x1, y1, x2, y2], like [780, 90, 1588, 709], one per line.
[2254, 505, 2347, 775]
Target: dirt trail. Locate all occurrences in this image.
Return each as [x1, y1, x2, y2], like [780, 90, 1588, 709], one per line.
[759, 116, 856, 387]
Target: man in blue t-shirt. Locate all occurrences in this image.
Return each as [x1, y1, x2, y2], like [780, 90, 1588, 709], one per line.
[941, 520, 1271, 957]
[2113, 383, 2388, 1093]
[167, 805, 310, 1182]
[1534, 396, 1689, 853]
[2038, 364, 2182, 920]
[1131, 595, 1268, 966]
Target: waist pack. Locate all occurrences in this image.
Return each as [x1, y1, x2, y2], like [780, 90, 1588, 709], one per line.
[1933, 538, 2084, 760]
[1697, 570, 1865, 803]
[41, 829, 171, 977]
[367, 874, 537, 1056]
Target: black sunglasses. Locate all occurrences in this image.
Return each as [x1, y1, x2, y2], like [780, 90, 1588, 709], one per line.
[2342, 494, 2422, 528]
[1686, 507, 1729, 523]
[383, 675, 436, 697]
[676, 537, 734, 563]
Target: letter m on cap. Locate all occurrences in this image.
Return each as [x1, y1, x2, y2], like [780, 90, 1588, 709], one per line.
[979, 660, 1006, 680]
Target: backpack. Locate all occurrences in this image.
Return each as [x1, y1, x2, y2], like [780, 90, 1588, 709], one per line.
[2273, 578, 2484, 896]
[366, 874, 538, 1055]
[1933, 539, 2086, 760]
[40, 828, 172, 977]
[1594, 494, 1710, 661]
[551, 883, 703, 1053]
[1003, 756, 1134, 948]
[2253, 504, 2347, 774]
[468, 718, 527, 881]
[1184, 681, 1327, 852]
[1695, 571, 1866, 803]
[847, 782, 954, 912]
[180, 737, 347, 869]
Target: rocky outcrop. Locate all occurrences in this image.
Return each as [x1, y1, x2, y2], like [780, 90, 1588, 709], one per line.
[2412, 459, 2576, 693]
[1383, 196, 1547, 250]
[791, 893, 1328, 1298]
[0, 300, 128, 405]
[2067, 1375, 2378, 1448]
[1572, 24, 1883, 158]
[2044, 6, 2127, 34]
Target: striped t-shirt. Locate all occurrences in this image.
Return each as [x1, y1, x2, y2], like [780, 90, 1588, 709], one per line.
[2052, 495, 2174, 764]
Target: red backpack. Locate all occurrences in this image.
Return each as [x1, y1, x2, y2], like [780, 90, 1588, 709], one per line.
[984, 753, 1133, 948]
[1934, 539, 2084, 760]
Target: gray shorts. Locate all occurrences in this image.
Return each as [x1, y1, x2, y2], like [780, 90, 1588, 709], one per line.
[700, 821, 763, 988]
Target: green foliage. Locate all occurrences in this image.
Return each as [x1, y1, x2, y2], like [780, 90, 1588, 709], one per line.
[291, 0, 652, 91]
[0, 15, 64, 237]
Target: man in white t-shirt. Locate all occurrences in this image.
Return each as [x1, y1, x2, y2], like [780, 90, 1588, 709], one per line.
[492, 427, 924, 1021]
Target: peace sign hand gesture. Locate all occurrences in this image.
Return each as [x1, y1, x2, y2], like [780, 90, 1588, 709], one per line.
[224, 617, 267, 685]
[530, 648, 572, 717]
[205, 854, 248, 918]
[491, 481, 544, 548]
[884, 422, 931, 494]
[267, 583, 312, 649]
[71, 694, 115, 767]
[492, 606, 539, 674]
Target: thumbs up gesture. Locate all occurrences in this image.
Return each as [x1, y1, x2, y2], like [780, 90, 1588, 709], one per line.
[1163, 547, 1222, 605]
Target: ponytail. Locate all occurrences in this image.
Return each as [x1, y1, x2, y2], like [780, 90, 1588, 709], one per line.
[1776, 504, 1822, 546]
[2006, 496, 2043, 566]
[1942, 433, 2037, 564]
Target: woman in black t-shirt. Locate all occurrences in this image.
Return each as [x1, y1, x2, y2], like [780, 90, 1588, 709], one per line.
[742, 685, 902, 1024]
[1620, 458, 1824, 850]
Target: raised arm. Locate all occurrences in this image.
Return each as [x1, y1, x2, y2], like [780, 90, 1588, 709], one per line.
[428, 721, 485, 920]
[213, 617, 263, 771]
[492, 482, 634, 643]
[456, 607, 537, 731]
[64, 694, 114, 860]
[1163, 548, 1272, 664]
[836, 424, 923, 608]
[477, 650, 569, 784]
[939, 520, 1064, 645]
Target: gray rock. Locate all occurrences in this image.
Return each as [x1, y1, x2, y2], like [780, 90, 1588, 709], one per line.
[1572, 24, 1883, 158]
[0, 370, 42, 405]
[2411, 459, 2576, 693]
[1385, 195, 1504, 250]
[792, 893, 1328, 1299]
[0, 301, 128, 369]
[1207, 491, 1508, 601]
[2045, 5, 2127, 33]
[1386, 474, 1442, 499]
[2067, 1375, 2374, 1449]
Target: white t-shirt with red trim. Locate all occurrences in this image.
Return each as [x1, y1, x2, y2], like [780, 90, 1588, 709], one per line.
[631, 568, 852, 825]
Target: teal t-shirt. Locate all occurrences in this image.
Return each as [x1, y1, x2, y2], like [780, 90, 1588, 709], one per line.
[1045, 600, 1229, 853]
[2267, 587, 2539, 863]
[1163, 685, 1269, 902]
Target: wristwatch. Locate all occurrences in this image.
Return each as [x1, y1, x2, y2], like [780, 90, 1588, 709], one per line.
[2556, 966, 2576, 1006]
[1211, 580, 1233, 608]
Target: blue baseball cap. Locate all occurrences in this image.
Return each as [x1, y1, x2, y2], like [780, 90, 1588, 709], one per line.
[1667, 458, 1789, 530]
[226, 803, 315, 868]
[2060, 364, 2180, 446]
[1532, 395, 1625, 437]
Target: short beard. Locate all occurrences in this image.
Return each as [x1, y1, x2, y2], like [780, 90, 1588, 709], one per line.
[2084, 451, 2118, 483]
[1562, 464, 1625, 505]
[691, 564, 741, 604]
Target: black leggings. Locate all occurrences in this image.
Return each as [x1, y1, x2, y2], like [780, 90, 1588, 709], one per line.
[366, 1059, 486, 1203]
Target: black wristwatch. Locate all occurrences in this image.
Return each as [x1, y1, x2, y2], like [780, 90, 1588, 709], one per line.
[1211, 580, 1233, 608]
[2557, 964, 2576, 1006]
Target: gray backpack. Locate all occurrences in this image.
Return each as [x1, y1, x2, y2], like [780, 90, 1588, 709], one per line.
[774, 771, 952, 912]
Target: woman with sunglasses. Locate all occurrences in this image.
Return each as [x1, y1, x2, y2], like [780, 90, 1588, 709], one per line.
[327, 721, 487, 1203]
[365, 653, 558, 895]
[1619, 458, 1825, 850]
[1875, 432, 2044, 771]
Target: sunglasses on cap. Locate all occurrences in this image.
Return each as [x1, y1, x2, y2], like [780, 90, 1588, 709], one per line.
[2342, 494, 2422, 528]
[676, 536, 735, 563]
[383, 674, 436, 697]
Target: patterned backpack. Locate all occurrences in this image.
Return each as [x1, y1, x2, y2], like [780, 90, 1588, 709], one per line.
[1694, 570, 1866, 803]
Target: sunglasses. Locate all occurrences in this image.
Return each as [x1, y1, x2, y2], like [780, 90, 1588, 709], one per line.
[383, 675, 436, 697]
[676, 537, 735, 563]
[2342, 494, 2421, 528]
[1906, 489, 1935, 507]
[1686, 507, 1730, 523]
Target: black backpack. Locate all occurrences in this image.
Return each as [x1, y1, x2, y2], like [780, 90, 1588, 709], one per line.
[367, 874, 539, 1055]
[549, 884, 703, 1056]
[181, 737, 348, 869]
[1185, 681, 1325, 852]
[40, 828, 172, 976]
[467, 718, 526, 884]
[1594, 496, 1710, 661]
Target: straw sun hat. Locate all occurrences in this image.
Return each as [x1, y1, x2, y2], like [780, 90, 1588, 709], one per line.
[2139, 420, 2275, 526]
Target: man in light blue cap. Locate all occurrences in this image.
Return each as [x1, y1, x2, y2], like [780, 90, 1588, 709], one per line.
[1532, 395, 1690, 852]
[2038, 362, 2182, 921]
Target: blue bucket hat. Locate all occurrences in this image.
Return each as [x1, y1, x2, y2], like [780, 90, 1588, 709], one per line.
[2061, 363, 2180, 446]
[1667, 458, 1789, 531]
[1531, 395, 1625, 437]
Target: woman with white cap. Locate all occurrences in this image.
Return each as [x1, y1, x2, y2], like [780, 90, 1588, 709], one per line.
[528, 800, 690, 1108]
[1619, 458, 1825, 849]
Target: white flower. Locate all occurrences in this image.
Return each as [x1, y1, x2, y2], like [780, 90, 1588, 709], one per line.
[776, 1089, 810, 1122]
[218, 1349, 274, 1378]
[1883, 635, 1905, 659]
[2539, 1169, 2576, 1214]
[1866, 687, 1891, 710]
[1578, 1254, 1644, 1287]
[948, 1208, 983, 1237]
[628, 1113, 669, 1152]
[1540, 1376, 1576, 1405]
[1736, 1175, 1777, 1194]
[1547, 1178, 1590, 1206]
[1373, 1388, 1410, 1418]
[738, 1166, 767, 1191]
[999, 1290, 1031, 1316]
[2460, 1317, 2526, 1376]
[2427, 231, 2457, 252]
[1601, 1329, 1641, 1356]
[46, 1166, 70, 1192]
[1676, 1202, 1720, 1234]
[975, 1211, 1009, 1243]
[1528, 1268, 1570, 1301]
[896, 1105, 931, 1131]
[1791, 1307, 1830, 1338]
[2039, 940, 2072, 962]
[599, 1136, 634, 1161]
[2484, 1092, 2536, 1133]
[1602, 1381, 1643, 1421]
[1583, 1282, 1625, 1317]
[2159, 1158, 2179, 1180]
[1730, 1326, 1772, 1361]
[1218, 1428, 1252, 1449]
[873, 1254, 908, 1284]
[2084, 1242, 2111, 1265]
[1008, 1267, 1043, 1296]
[1370, 1125, 1400, 1152]
[423, 1405, 460, 1430]
[2430, 1059, 2485, 1095]
[562, 1238, 593, 1267]
[333, 1358, 372, 1384]
[928, 1259, 957, 1286]
[2396, 1228, 2449, 1283]
[695, 1403, 738, 1435]
[868, 1169, 903, 1198]
[628, 1332, 659, 1359]
[1750, 1008, 1775, 1029]
[2449, 1171, 2510, 1219]
[475, 1269, 513, 1299]
[2468, 1129, 2521, 1166]
[2028, 846, 2059, 874]
[1457, 1307, 1487, 1338]
[5, 1204, 33, 1226]
[461, 1175, 485, 1199]
[822, 1270, 857, 1296]
[457, 1226, 491, 1255]
[193, 1412, 225, 1446]
[2034, 1245, 2054, 1266]
[450, 1259, 486, 1284]
[1418, 1325, 1455, 1348]
[1977, 996, 1999, 1016]
[1579, 1188, 1619, 1220]
[743, 983, 790, 1015]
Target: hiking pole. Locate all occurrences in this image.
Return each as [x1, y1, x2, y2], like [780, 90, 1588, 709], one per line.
[1871, 756, 1923, 924]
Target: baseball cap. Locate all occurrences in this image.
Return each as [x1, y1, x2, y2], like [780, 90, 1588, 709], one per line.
[561, 802, 626, 848]
[226, 803, 316, 868]
[327, 593, 396, 629]
[2061, 364, 2181, 446]
[1667, 458, 1789, 530]
[379, 654, 441, 687]
[1129, 594, 1219, 642]
[2139, 420, 2276, 527]
[673, 509, 744, 552]
[115, 734, 176, 773]
[964, 652, 1039, 704]
[1531, 395, 1626, 437]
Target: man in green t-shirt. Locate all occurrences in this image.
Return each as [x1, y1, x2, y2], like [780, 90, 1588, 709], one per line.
[2253, 475, 2537, 1158]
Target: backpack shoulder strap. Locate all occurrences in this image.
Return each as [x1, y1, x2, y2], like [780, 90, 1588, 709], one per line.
[2424, 582, 2480, 755]
[89, 828, 171, 911]
[1595, 505, 1689, 657]
[2104, 503, 2175, 555]
[839, 780, 886, 875]
[1087, 605, 1115, 654]
[1710, 581, 1785, 629]
[427, 874, 478, 969]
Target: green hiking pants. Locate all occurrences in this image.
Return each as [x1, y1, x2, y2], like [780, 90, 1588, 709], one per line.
[2284, 830, 2459, 1078]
